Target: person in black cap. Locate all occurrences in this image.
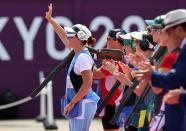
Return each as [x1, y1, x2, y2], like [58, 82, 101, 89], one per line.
[104, 31, 157, 131]
[94, 29, 138, 131]
[45, 4, 100, 131]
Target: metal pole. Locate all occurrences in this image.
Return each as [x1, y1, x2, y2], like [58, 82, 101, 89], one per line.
[44, 81, 58, 130]
[36, 71, 46, 121]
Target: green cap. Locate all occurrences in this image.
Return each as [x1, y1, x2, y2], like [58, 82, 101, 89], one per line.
[145, 15, 165, 28]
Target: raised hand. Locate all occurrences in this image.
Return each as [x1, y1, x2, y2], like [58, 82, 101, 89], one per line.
[113, 70, 132, 86]
[102, 60, 118, 74]
[138, 61, 151, 70]
[132, 61, 153, 82]
[127, 52, 147, 68]
[163, 88, 184, 105]
[45, 3, 53, 21]
[118, 61, 132, 74]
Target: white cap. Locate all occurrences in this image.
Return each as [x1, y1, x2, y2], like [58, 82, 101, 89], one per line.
[119, 33, 132, 40]
[64, 24, 92, 41]
[118, 33, 133, 46]
[163, 9, 186, 30]
[119, 31, 155, 49]
[120, 31, 144, 40]
[64, 27, 76, 37]
[119, 31, 149, 41]
[130, 31, 143, 40]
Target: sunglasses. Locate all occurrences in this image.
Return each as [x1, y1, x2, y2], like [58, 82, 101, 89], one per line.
[121, 38, 137, 53]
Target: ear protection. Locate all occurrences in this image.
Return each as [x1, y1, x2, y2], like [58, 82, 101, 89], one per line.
[72, 26, 87, 41]
[139, 34, 155, 51]
[139, 39, 151, 51]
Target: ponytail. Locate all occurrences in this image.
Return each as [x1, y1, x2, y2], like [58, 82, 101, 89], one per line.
[82, 36, 96, 46]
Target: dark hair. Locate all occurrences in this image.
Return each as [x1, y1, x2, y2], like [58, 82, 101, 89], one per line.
[140, 34, 157, 51]
[82, 36, 96, 46]
[143, 34, 156, 46]
[171, 22, 186, 31]
[180, 22, 186, 31]
[146, 26, 152, 34]
[108, 29, 127, 45]
[108, 29, 127, 39]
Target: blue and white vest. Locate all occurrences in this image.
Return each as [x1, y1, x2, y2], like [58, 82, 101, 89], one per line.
[65, 49, 99, 119]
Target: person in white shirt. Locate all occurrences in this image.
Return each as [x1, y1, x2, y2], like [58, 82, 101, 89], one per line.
[45, 3, 99, 131]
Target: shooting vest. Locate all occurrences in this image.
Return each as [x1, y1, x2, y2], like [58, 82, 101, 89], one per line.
[63, 49, 99, 118]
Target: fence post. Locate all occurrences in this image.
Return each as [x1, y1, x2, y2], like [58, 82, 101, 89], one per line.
[36, 71, 46, 121]
[44, 81, 58, 129]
